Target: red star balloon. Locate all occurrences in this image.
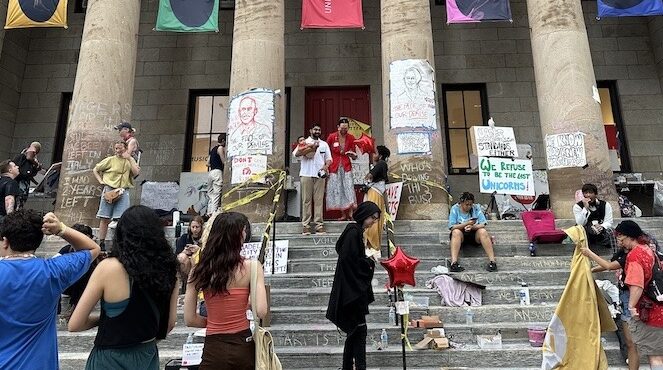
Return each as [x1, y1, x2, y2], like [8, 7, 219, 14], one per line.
[380, 247, 420, 288]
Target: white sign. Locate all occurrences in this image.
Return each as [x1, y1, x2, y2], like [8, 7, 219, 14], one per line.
[389, 59, 437, 130]
[397, 132, 430, 154]
[231, 155, 268, 184]
[478, 157, 534, 196]
[241, 240, 289, 275]
[545, 132, 587, 169]
[178, 172, 209, 215]
[140, 182, 179, 211]
[472, 126, 518, 158]
[181, 343, 204, 366]
[385, 182, 403, 220]
[351, 151, 371, 186]
[227, 89, 275, 158]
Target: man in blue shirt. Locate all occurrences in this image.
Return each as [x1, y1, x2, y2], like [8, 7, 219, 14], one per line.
[0, 209, 101, 370]
[447, 192, 497, 272]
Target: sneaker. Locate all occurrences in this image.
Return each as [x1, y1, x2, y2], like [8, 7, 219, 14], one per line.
[315, 226, 327, 234]
[487, 261, 498, 272]
[302, 227, 311, 236]
[449, 262, 465, 272]
[108, 221, 118, 228]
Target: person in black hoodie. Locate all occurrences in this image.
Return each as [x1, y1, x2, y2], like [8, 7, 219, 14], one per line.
[326, 201, 381, 370]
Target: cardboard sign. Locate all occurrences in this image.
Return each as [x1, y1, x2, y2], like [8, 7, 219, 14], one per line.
[471, 126, 518, 158]
[178, 172, 209, 215]
[478, 157, 534, 196]
[545, 132, 587, 169]
[181, 343, 204, 366]
[241, 240, 289, 275]
[140, 181, 179, 211]
[231, 155, 268, 184]
[385, 182, 403, 220]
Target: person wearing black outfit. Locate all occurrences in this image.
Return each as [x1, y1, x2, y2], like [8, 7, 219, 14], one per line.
[207, 134, 226, 215]
[0, 160, 20, 223]
[326, 201, 381, 370]
[12, 142, 42, 208]
[572, 183, 614, 248]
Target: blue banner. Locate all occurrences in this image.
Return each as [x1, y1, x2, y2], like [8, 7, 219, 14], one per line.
[597, 0, 663, 17]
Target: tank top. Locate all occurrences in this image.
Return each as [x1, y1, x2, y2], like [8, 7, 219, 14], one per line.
[204, 288, 250, 334]
[209, 145, 224, 171]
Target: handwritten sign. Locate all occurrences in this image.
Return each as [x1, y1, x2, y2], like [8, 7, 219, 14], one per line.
[478, 157, 534, 196]
[545, 132, 587, 169]
[389, 59, 437, 130]
[397, 132, 430, 154]
[140, 181, 179, 211]
[181, 343, 204, 366]
[385, 182, 403, 220]
[231, 155, 268, 184]
[241, 240, 289, 275]
[471, 126, 518, 158]
[351, 152, 371, 186]
[227, 89, 274, 158]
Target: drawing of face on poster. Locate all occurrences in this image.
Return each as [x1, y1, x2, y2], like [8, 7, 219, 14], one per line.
[227, 89, 275, 158]
[390, 59, 436, 130]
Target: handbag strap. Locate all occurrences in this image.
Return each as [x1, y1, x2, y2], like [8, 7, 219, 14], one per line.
[250, 259, 259, 326]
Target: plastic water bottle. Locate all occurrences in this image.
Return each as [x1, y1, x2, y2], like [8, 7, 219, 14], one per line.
[388, 306, 397, 326]
[519, 282, 531, 306]
[465, 307, 474, 325]
[381, 329, 389, 348]
[186, 332, 193, 344]
[528, 242, 536, 257]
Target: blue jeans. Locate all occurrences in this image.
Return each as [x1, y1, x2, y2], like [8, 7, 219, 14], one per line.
[96, 186, 130, 220]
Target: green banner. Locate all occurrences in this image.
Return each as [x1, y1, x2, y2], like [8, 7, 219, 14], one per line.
[155, 0, 219, 32]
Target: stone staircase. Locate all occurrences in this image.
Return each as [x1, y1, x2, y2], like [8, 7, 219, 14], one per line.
[40, 218, 663, 369]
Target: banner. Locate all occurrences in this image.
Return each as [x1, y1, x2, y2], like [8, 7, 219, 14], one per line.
[301, 0, 364, 29]
[227, 89, 275, 158]
[347, 118, 371, 138]
[231, 155, 268, 185]
[446, 0, 512, 24]
[478, 157, 534, 196]
[241, 241, 289, 275]
[597, 0, 663, 17]
[471, 126, 518, 158]
[545, 132, 587, 170]
[385, 182, 403, 220]
[389, 59, 437, 130]
[5, 0, 67, 29]
[155, 0, 219, 32]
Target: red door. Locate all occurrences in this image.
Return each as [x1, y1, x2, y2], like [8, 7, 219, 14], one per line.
[304, 86, 371, 220]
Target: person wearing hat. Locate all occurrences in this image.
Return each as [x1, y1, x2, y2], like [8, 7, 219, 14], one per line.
[326, 201, 380, 370]
[114, 121, 140, 163]
[12, 141, 43, 207]
[614, 220, 663, 367]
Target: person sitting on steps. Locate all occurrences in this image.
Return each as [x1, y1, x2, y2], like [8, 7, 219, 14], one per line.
[448, 192, 497, 272]
[572, 183, 614, 249]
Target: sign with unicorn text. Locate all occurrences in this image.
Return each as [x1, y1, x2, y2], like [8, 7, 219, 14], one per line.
[478, 157, 534, 196]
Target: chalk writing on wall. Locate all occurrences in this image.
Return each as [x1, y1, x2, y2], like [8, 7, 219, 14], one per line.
[395, 158, 444, 206]
[472, 126, 518, 158]
[545, 132, 587, 169]
[478, 157, 534, 196]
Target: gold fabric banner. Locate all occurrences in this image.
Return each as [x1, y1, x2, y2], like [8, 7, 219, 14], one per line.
[5, 0, 68, 29]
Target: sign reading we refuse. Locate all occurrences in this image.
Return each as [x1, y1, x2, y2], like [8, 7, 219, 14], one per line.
[478, 157, 534, 196]
[471, 126, 519, 158]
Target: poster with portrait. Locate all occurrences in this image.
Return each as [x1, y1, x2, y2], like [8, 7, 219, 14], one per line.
[227, 89, 275, 158]
[389, 59, 437, 130]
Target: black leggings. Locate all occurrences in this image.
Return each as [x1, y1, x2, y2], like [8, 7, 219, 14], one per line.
[342, 321, 367, 370]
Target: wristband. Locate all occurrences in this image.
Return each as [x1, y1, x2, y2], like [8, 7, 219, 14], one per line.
[56, 222, 67, 237]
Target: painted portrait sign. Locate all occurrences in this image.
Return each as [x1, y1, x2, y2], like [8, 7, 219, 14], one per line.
[227, 89, 275, 158]
[389, 59, 437, 130]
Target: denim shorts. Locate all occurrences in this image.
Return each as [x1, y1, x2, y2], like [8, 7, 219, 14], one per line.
[96, 186, 130, 220]
[619, 289, 631, 321]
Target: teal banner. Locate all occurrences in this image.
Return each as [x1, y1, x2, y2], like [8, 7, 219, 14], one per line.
[156, 0, 219, 32]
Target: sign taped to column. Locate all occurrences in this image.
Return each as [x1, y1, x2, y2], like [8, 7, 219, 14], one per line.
[386, 182, 403, 220]
[397, 132, 431, 154]
[231, 155, 268, 185]
[479, 157, 534, 196]
[241, 240, 289, 275]
[389, 59, 437, 130]
[545, 132, 587, 169]
[471, 126, 518, 158]
[227, 89, 275, 158]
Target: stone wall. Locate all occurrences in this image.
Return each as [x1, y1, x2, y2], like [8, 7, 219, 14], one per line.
[0, 29, 28, 161]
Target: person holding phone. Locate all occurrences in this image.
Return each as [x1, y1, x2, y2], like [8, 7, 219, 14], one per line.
[447, 192, 497, 272]
[175, 216, 204, 291]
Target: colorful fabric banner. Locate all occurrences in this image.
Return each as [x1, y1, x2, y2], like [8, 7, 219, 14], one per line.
[5, 0, 68, 29]
[301, 0, 364, 29]
[156, 0, 219, 32]
[541, 226, 616, 370]
[597, 0, 663, 17]
[446, 0, 512, 23]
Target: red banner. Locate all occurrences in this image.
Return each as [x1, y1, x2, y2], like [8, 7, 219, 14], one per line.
[301, 0, 364, 29]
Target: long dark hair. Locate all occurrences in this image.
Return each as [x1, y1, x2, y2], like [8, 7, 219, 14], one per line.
[110, 205, 178, 302]
[191, 212, 249, 296]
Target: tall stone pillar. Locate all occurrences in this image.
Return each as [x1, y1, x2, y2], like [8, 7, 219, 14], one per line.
[224, 0, 285, 222]
[0, 0, 7, 56]
[55, 0, 140, 226]
[381, 0, 448, 219]
[527, 0, 617, 218]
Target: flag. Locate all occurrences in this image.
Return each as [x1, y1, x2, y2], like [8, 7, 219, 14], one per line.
[156, 0, 219, 32]
[301, 0, 364, 29]
[597, 0, 663, 17]
[347, 117, 371, 138]
[541, 225, 617, 370]
[446, 0, 512, 24]
[5, 0, 67, 29]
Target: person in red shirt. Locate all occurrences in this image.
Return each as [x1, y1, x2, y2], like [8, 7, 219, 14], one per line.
[615, 220, 663, 367]
[326, 117, 358, 220]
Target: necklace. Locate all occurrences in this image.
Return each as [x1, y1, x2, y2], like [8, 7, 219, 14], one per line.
[0, 253, 37, 260]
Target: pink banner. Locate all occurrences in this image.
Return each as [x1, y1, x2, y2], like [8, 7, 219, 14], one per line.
[301, 0, 364, 29]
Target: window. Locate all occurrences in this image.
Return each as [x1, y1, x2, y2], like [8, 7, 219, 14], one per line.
[53, 92, 72, 163]
[442, 84, 489, 174]
[597, 81, 630, 172]
[184, 90, 230, 172]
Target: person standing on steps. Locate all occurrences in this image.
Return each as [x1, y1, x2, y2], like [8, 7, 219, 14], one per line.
[294, 123, 332, 235]
[326, 201, 381, 370]
[326, 117, 358, 221]
[447, 192, 497, 272]
[573, 183, 614, 249]
[12, 141, 43, 208]
[207, 134, 226, 215]
[0, 160, 20, 223]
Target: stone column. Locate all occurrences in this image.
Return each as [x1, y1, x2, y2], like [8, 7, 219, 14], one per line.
[224, 0, 285, 222]
[527, 0, 617, 218]
[381, 0, 448, 219]
[55, 0, 140, 226]
[0, 0, 7, 56]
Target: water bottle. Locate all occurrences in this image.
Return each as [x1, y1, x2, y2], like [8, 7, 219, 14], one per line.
[186, 332, 193, 344]
[388, 306, 397, 326]
[381, 329, 389, 349]
[528, 242, 536, 257]
[519, 282, 531, 306]
[465, 307, 474, 325]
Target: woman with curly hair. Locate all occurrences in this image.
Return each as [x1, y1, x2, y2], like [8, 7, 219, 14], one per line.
[68, 205, 178, 370]
[184, 212, 267, 370]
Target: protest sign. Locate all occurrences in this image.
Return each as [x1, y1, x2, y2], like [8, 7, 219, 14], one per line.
[545, 132, 587, 169]
[397, 132, 430, 154]
[231, 155, 268, 184]
[478, 157, 534, 196]
[181, 343, 204, 366]
[141, 181, 179, 211]
[241, 240, 289, 275]
[389, 59, 437, 130]
[385, 182, 403, 220]
[471, 126, 518, 158]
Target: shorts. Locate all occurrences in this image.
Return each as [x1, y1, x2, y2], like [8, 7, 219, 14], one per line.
[96, 186, 130, 220]
[627, 318, 663, 356]
[449, 230, 480, 246]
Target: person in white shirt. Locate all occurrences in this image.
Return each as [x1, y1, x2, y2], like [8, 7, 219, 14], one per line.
[572, 183, 614, 248]
[293, 123, 332, 235]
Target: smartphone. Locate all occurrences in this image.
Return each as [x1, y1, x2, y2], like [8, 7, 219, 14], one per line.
[470, 217, 478, 221]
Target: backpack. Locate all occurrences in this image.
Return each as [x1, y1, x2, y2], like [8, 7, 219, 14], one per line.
[644, 252, 663, 304]
[618, 194, 637, 218]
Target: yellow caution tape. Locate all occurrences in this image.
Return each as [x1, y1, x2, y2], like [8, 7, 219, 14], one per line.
[388, 172, 453, 204]
[400, 311, 413, 351]
[222, 169, 285, 199]
[258, 171, 287, 263]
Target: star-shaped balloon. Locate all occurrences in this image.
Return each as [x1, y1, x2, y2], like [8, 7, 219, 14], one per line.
[380, 246, 420, 288]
